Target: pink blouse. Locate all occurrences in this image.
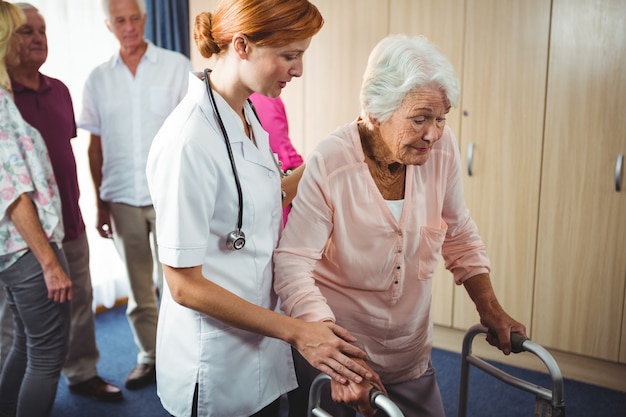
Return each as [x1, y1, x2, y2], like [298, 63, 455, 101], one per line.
[274, 121, 490, 383]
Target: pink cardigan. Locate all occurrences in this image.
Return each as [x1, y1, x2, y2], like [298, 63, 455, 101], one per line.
[274, 121, 490, 383]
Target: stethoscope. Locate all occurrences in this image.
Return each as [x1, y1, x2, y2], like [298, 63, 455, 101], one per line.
[202, 68, 284, 251]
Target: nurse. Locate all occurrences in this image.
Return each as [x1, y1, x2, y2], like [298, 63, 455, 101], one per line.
[145, 1, 377, 416]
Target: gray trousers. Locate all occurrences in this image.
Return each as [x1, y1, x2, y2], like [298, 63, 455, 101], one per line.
[0, 245, 71, 417]
[0, 233, 100, 386]
[0, 291, 11, 374]
[60, 233, 99, 385]
[288, 349, 446, 417]
[108, 202, 160, 365]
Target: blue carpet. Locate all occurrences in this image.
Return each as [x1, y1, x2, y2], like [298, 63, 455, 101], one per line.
[51, 305, 169, 417]
[433, 346, 626, 417]
[51, 305, 626, 416]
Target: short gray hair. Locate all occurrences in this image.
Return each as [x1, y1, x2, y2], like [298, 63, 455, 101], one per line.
[101, 0, 146, 21]
[360, 34, 460, 127]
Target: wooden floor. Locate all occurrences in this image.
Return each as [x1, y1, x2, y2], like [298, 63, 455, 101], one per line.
[433, 325, 626, 394]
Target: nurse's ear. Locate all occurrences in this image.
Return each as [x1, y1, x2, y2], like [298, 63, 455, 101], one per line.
[232, 34, 250, 59]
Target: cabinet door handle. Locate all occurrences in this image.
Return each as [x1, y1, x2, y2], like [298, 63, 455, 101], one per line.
[467, 143, 474, 177]
[616, 153, 623, 192]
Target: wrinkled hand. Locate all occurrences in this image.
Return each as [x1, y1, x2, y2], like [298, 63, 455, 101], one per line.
[330, 357, 386, 417]
[43, 262, 73, 303]
[331, 378, 377, 417]
[481, 310, 526, 355]
[96, 203, 113, 238]
[294, 321, 374, 384]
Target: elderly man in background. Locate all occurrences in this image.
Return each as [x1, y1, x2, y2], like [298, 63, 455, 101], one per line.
[78, 0, 191, 390]
[6, 2, 123, 401]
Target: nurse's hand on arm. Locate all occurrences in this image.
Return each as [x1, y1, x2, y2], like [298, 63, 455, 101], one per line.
[163, 263, 374, 384]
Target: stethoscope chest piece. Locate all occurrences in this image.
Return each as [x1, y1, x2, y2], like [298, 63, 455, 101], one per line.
[226, 229, 246, 251]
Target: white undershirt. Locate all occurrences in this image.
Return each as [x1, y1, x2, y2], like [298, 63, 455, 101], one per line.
[385, 199, 404, 221]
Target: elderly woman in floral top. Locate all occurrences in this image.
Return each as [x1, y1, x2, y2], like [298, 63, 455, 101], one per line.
[0, 2, 72, 416]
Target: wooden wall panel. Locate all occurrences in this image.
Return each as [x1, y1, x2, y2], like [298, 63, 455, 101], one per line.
[451, 0, 551, 332]
[534, 0, 626, 361]
[298, 0, 389, 155]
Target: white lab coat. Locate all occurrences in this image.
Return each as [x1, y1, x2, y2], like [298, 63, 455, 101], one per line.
[146, 72, 296, 417]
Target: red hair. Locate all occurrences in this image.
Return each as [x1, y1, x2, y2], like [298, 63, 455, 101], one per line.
[194, 0, 323, 59]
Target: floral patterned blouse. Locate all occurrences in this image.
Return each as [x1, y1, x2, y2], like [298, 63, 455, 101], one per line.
[0, 87, 63, 272]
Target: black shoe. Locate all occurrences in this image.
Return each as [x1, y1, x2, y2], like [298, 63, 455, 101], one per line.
[125, 363, 156, 390]
[68, 376, 123, 402]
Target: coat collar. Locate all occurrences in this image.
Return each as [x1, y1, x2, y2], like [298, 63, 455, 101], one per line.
[189, 72, 277, 172]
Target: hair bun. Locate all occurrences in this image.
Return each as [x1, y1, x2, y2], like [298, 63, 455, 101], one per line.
[194, 12, 219, 58]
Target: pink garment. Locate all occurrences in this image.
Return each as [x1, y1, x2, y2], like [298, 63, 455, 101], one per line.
[249, 93, 303, 224]
[274, 121, 490, 384]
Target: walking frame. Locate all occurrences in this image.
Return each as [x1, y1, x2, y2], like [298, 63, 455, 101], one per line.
[457, 324, 566, 417]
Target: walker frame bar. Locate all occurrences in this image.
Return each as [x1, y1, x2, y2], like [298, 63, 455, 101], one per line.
[457, 324, 566, 417]
[308, 373, 405, 417]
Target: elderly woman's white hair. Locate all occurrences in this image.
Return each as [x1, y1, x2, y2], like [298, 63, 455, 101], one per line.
[101, 0, 146, 21]
[360, 34, 460, 128]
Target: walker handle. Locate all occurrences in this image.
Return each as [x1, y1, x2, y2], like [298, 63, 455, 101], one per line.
[369, 388, 405, 417]
[488, 329, 529, 353]
[510, 332, 530, 352]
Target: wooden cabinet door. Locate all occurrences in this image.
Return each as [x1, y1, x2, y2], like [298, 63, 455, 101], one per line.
[388, 0, 465, 326]
[533, 0, 626, 361]
[286, 0, 390, 155]
[622, 294, 626, 363]
[452, 0, 551, 331]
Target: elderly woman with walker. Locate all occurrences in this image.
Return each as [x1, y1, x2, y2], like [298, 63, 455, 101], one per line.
[275, 34, 527, 417]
